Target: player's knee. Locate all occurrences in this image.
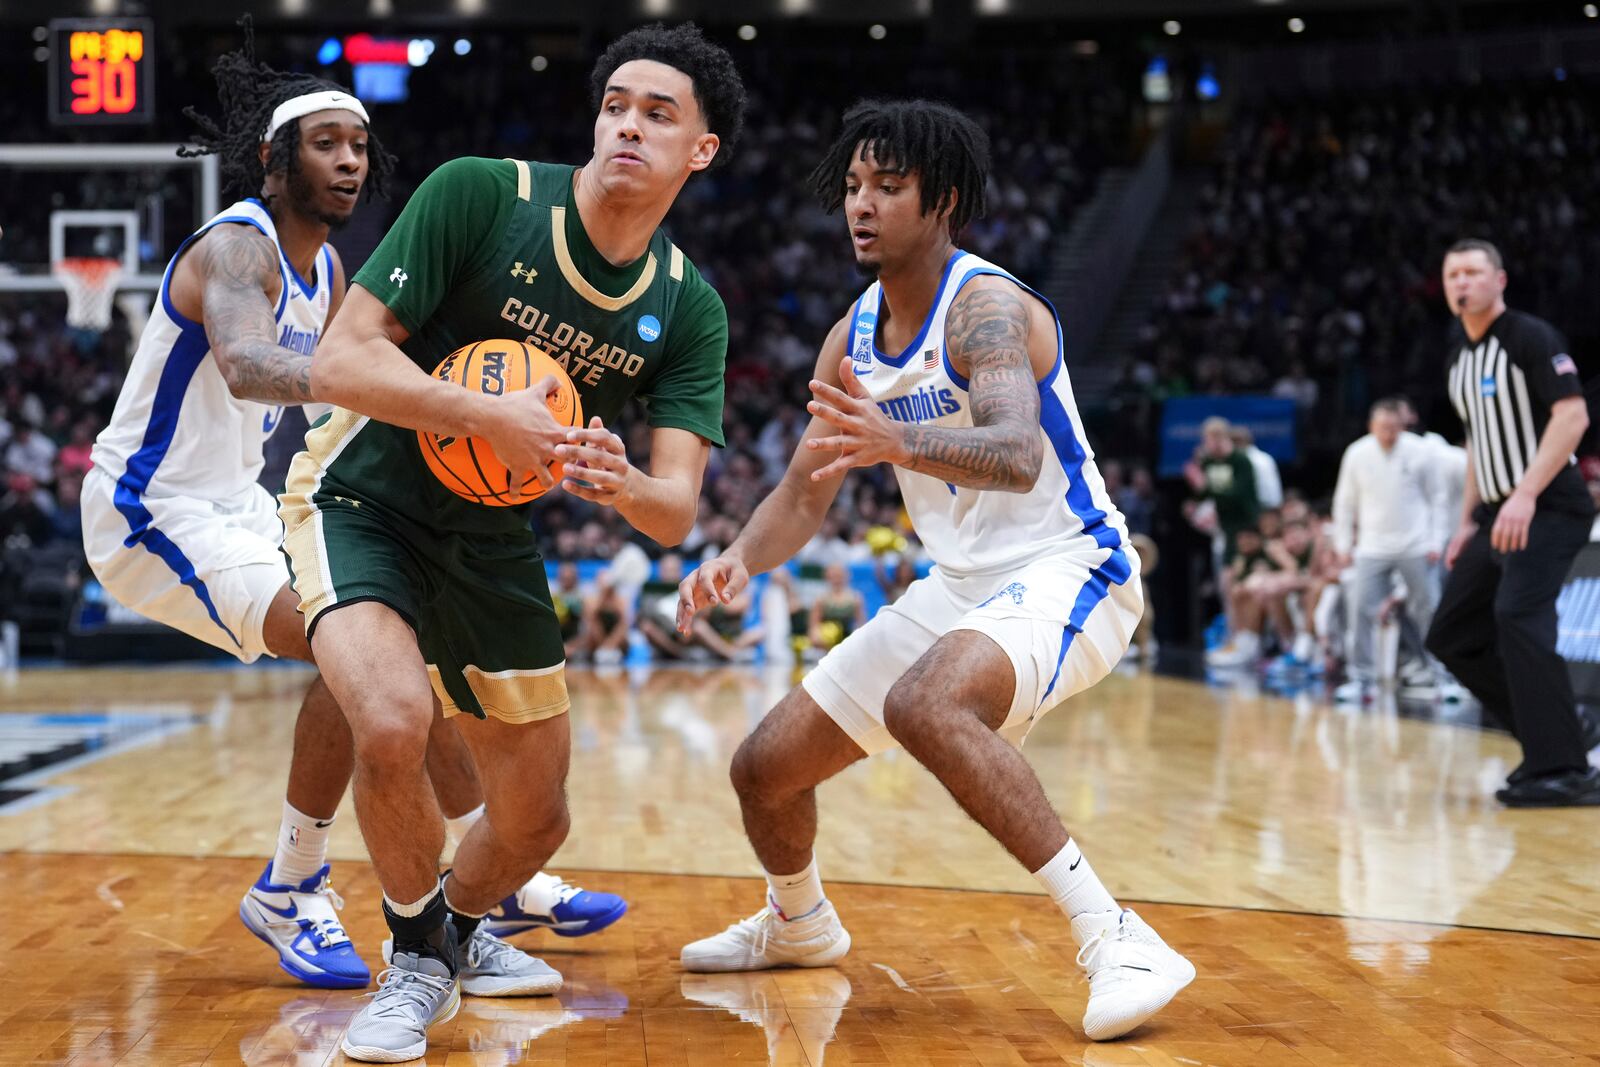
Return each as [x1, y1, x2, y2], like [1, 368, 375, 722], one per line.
[729, 736, 772, 801]
[496, 791, 569, 857]
[349, 704, 432, 774]
[882, 683, 936, 747]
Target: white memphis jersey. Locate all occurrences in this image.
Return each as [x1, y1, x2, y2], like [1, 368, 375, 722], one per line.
[91, 198, 334, 507]
[846, 251, 1128, 577]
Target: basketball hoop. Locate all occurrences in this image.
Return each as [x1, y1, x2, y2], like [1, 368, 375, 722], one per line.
[53, 256, 123, 331]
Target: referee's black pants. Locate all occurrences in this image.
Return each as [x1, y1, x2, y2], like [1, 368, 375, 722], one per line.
[1425, 503, 1592, 777]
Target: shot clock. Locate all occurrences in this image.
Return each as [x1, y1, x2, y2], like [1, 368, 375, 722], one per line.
[48, 18, 155, 125]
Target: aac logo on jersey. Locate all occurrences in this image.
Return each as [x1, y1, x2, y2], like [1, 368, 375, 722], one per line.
[980, 582, 1028, 608]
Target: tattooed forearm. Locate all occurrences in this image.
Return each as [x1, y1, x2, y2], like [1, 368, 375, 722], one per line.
[899, 284, 1043, 492]
[199, 226, 314, 404]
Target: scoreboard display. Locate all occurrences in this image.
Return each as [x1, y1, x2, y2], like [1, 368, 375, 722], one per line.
[48, 18, 155, 125]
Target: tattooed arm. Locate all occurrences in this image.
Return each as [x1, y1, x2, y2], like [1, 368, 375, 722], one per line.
[190, 224, 314, 405]
[806, 276, 1046, 492]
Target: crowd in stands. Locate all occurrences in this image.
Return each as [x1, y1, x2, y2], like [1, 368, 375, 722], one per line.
[1108, 77, 1600, 476]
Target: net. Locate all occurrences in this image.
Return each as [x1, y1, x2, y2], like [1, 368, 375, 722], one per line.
[53, 256, 123, 331]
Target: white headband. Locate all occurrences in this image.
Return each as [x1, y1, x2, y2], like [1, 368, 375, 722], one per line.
[264, 90, 370, 141]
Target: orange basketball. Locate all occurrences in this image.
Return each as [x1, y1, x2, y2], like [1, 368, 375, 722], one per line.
[418, 339, 584, 507]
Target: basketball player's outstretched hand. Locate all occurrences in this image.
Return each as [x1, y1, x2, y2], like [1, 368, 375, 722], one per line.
[556, 418, 632, 505]
[483, 374, 567, 492]
[806, 356, 907, 481]
[677, 557, 748, 634]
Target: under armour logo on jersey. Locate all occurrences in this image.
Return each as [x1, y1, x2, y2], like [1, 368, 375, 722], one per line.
[389, 267, 408, 288]
[510, 262, 538, 283]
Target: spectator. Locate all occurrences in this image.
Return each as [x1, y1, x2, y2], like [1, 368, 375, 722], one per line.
[57, 420, 95, 479]
[1185, 417, 1260, 567]
[551, 562, 587, 661]
[808, 561, 866, 653]
[1231, 426, 1283, 511]
[581, 571, 633, 665]
[6, 423, 58, 487]
[0, 473, 54, 548]
[875, 555, 918, 605]
[1116, 466, 1157, 538]
[1330, 399, 1448, 703]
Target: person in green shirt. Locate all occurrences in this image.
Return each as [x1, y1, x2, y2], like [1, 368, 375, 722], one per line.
[280, 24, 746, 1063]
[1184, 416, 1260, 560]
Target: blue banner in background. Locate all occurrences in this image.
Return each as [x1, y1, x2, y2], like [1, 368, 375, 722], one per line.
[1157, 396, 1298, 477]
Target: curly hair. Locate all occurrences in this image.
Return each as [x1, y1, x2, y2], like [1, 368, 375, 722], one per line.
[178, 18, 395, 206]
[589, 22, 746, 168]
[808, 99, 991, 240]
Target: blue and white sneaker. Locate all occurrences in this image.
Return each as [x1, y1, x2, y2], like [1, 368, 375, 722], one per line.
[481, 872, 628, 938]
[239, 862, 371, 989]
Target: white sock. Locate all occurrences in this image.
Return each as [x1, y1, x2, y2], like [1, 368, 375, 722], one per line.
[441, 874, 488, 919]
[384, 882, 440, 918]
[271, 800, 333, 887]
[442, 803, 486, 860]
[766, 856, 825, 921]
[1034, 839, 1118, 920]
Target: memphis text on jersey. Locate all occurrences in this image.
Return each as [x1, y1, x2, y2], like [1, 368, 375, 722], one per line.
[499, 296, 646, 387]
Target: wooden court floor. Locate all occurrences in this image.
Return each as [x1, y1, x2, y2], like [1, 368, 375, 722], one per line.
[1, 662, 1597, 1066]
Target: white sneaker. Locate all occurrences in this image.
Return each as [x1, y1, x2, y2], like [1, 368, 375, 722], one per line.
[1206, 632, 1259, 668]
[1072, 909, 1195, 1041]
[1292, 632, 1315, 663]
[1333, 680, 1371, 705]
[1439, 682, 1467, 704]
[680, 900, 851, 973]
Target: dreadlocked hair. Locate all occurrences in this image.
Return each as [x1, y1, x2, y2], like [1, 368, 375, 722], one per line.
[178, 17, 395, 205]
[808, 99, 991, 240]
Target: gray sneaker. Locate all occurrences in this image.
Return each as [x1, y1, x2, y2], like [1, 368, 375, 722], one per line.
[340, 951, 460, 1063]
[383, 928, 563, 997]
[461, 927, 564, 996]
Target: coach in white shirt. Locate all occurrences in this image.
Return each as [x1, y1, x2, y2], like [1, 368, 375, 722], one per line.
[1331, 399, 1449, 693]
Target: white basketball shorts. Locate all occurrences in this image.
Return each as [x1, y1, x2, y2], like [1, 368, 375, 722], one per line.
[802, 545, 1143, 755]
[82, 467, 287, 663]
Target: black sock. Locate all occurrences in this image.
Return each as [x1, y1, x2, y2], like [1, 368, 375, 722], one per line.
[439, 869, 484, 942]
[382, 888, 457, 974]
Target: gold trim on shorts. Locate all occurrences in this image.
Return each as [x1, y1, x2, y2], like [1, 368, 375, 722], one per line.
[432, 662, 571, 724]
[278, 408, 368, 628]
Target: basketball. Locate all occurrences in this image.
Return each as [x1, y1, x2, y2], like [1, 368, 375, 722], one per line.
[417, 338, 583, 507]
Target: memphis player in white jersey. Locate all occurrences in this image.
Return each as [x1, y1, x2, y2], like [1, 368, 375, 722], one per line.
[676, 100, 1193, 1041]
[82, 36, 624, 994]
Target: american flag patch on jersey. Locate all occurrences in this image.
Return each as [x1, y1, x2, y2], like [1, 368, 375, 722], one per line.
[924, 347, 940, 371]
[1553, 353, 1578, 376]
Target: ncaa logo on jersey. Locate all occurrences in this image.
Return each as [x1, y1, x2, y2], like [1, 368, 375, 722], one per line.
[1480, 376, 1497, 398]
[637, 315, 661, 343]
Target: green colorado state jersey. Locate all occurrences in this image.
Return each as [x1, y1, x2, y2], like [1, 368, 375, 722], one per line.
[332, 156, 727, 533]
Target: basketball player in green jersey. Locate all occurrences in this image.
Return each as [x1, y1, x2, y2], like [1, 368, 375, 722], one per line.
[279, 24, 745, 1062]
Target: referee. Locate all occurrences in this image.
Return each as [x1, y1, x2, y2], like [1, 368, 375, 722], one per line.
[1425, 239, 1600, 806]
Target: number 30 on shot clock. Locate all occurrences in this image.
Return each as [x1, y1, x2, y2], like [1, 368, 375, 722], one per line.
[48, 18, 155, 125]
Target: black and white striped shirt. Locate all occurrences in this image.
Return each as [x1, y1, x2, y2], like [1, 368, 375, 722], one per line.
[1446, 308, 1585, 508]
